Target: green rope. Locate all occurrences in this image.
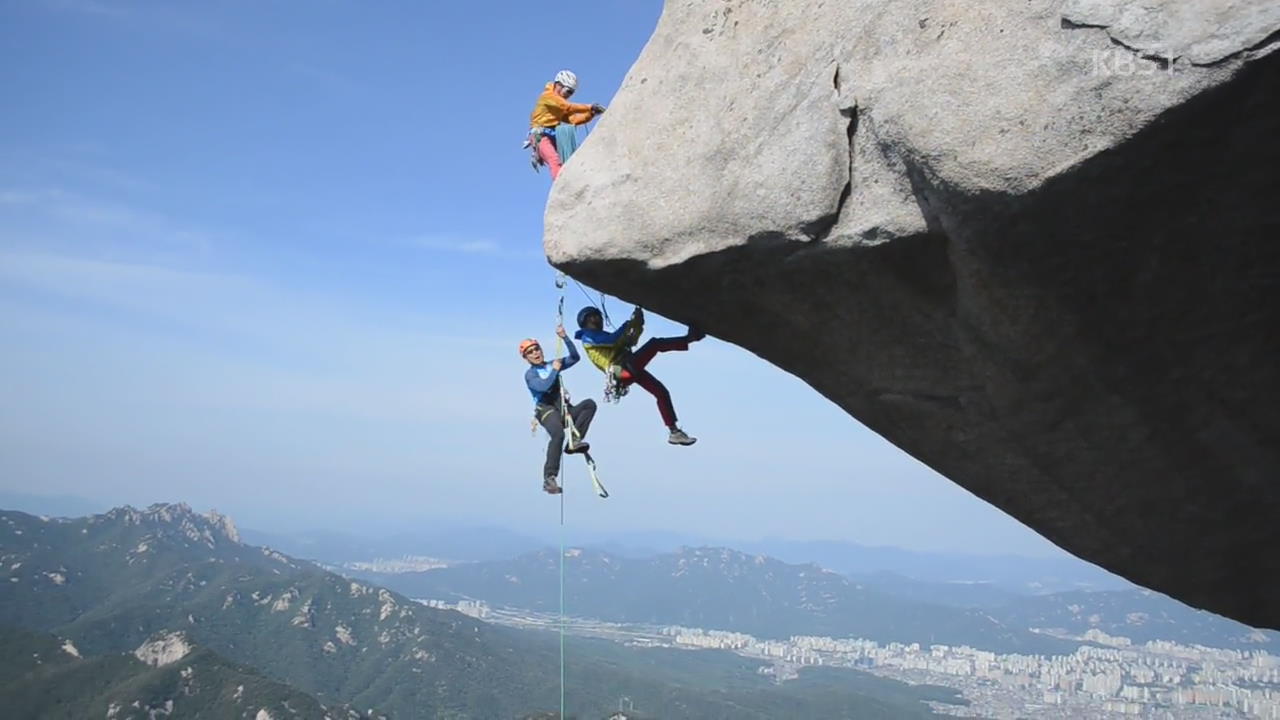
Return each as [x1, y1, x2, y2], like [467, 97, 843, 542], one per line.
[555, 272, 567, 720]
[559, 488, 565, 719]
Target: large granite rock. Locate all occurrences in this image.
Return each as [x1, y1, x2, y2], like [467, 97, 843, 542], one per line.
[544, 0, 1280, 630]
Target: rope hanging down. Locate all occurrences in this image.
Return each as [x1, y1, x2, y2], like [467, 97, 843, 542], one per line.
[558, 447, 566, 720]
[548, 270, 613, 720]
[552, 276, 569, 720]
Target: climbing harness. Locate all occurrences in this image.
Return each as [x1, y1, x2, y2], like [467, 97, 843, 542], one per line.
[524, 115, 600, 174]
[601, 307, 643, 405]
[524, 127, 553, 172]
[602, 369, 630, 405]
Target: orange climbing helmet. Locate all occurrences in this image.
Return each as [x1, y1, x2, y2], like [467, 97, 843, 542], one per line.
[518, 338, 541, 356]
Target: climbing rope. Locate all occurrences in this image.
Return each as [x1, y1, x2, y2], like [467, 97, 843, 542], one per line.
[548, 270, 613, 720]
[566, 276, 615, 330]
[552, 274, 569, 720]
[558, 470, 566, 720]
[554, 116, 600, 720]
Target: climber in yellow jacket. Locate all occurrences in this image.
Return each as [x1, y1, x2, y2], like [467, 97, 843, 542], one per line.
[526, 70, 605, 180]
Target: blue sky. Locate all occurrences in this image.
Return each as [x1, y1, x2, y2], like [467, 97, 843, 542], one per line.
[0, 0, 1069, 557]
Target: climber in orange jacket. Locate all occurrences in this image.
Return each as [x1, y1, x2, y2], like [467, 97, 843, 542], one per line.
[525, 69, 605, 180]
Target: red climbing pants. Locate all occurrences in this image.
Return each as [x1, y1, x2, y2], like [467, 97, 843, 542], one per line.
[537, 137, 563, 180]
[619, 336, 689, 427]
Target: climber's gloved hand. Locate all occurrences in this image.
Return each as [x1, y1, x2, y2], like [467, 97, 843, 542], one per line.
[592, 104, 606, 115]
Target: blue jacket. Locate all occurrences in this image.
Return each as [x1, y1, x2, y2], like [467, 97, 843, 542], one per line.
[524, 338, 580, 406]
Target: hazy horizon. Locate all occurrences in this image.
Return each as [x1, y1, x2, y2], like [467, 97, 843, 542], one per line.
[0, 489, 1084, 563]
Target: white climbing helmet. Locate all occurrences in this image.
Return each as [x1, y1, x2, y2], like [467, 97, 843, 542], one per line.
[554, 69, 578, 91]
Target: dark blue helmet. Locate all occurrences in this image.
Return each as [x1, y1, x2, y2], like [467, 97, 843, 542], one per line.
[576, 306, 602, 328]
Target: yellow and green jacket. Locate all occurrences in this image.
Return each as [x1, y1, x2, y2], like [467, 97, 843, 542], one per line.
[574, 321, 641, 374]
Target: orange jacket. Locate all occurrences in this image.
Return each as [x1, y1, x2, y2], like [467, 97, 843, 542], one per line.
[530, 83, 597, 128]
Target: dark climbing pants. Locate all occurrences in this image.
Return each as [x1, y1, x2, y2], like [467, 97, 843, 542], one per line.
[536, 399, 597, 480]
[619, 336, 689, 427]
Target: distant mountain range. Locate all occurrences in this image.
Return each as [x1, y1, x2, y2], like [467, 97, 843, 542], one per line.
[997, 589, 1279, 651]
[239, 525, 546, 565]
[353, 546, 1278, 655]
[733, 538, 1131, 594]
[0, 490, 1131, 594]
[0, 504, 962, 719]
[354, 546, 1078, 655]
[0, 490, 110, 520]
[236, 524, 1131, 596]
[843, 570, 1021, 609]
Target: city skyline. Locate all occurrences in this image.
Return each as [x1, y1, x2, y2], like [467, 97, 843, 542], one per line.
[425, 595, 1280, 719]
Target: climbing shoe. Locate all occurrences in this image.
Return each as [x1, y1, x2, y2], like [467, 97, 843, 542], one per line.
[565, 440, 590, 455]
[543, 477, 563, 494]
[686, 326, 706, 342]
[667, 427, 697, 446]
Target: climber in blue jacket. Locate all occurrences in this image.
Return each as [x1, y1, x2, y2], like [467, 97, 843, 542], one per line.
[519, 325, 596, 494]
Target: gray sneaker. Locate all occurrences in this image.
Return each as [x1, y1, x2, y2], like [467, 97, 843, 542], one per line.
[667, 427, 697, 446]
[543, 477, 563, 494]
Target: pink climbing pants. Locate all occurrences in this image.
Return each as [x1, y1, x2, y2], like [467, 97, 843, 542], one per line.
[537, 136, 563, 180]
